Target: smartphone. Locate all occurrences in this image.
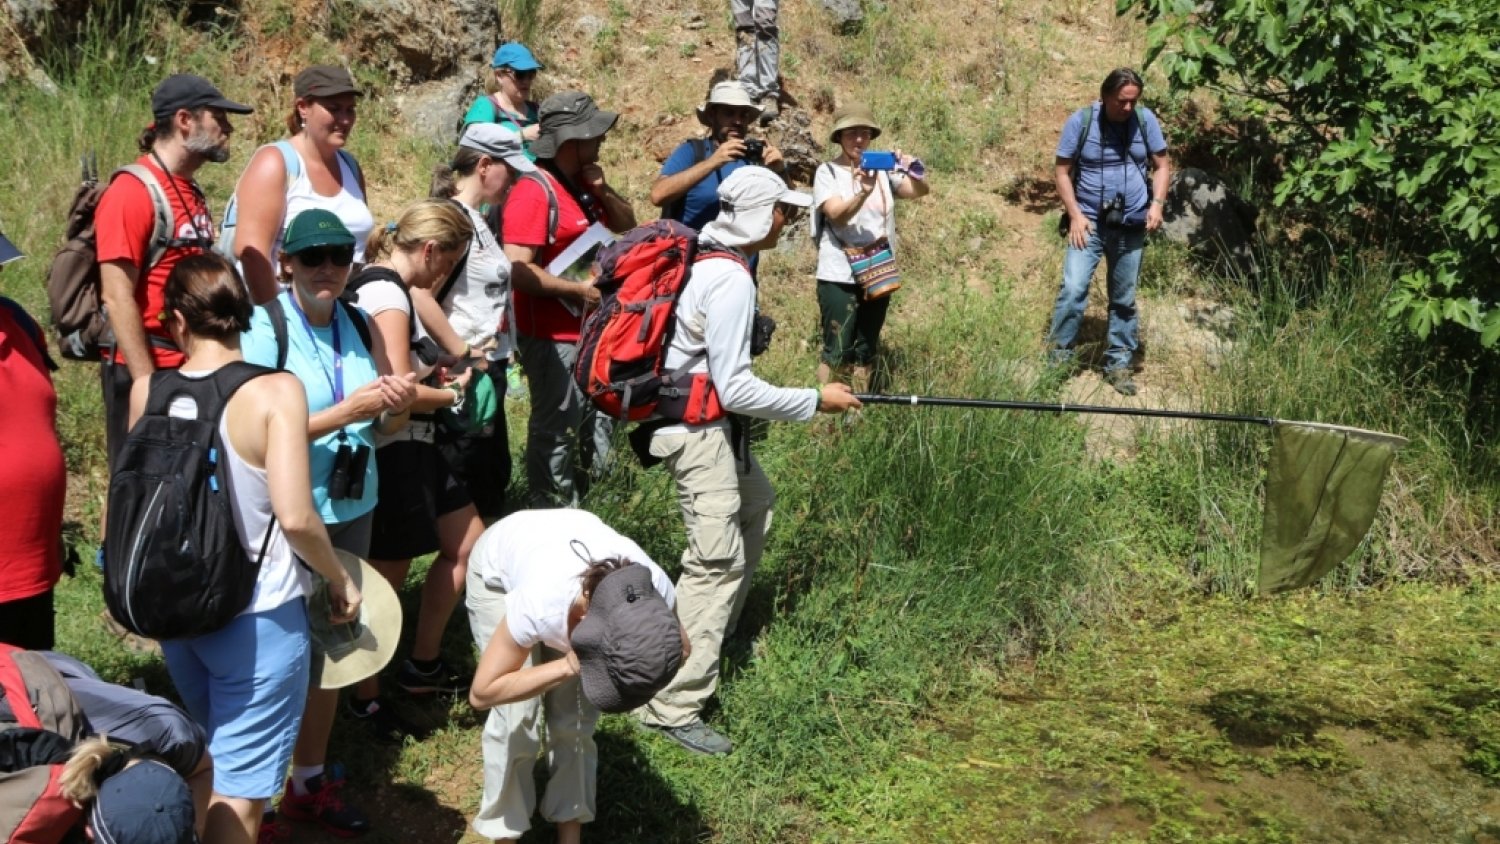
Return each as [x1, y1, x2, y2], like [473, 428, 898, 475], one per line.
[860, 151, 898, 171]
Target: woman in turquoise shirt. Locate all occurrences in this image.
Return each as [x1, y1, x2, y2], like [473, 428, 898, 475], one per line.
[240, 209, 417, 838]
[461, 42, 543, 156]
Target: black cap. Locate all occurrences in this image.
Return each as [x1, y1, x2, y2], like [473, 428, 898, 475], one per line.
[150, 74, 253, 121]
[294, 65, 363, 99]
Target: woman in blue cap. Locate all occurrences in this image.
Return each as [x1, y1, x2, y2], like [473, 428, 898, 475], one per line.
[462, 42, 544, 154]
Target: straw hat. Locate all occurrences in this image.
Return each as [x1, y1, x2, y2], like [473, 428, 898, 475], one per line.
[307, 550, 402, 689]
[829, 102, 883, 143]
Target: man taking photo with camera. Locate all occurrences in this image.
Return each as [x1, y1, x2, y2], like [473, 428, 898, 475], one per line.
[1047, 67, 1171, 397]
[651, 80, 784, 233]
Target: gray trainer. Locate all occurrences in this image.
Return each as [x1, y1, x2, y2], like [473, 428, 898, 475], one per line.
[644, 719, 732, 755]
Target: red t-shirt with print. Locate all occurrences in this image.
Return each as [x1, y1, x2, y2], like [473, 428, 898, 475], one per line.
[94, 156, 215, 368]
[501, 170, 600, 343]
[0, 303, 65, 602]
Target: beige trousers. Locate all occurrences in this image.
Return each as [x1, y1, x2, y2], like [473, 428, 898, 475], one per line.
[465, 565, 598, 840]
[638, 426, 774, 728]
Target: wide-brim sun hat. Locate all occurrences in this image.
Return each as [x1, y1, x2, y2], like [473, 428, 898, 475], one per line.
[829, 102, 883, 144]
[695, 80, 762, 127]
[572, 564, 683, 713]
[307, 550, 402, 689]
[698, 165, 812, 248]
[282, 208, 356, 255]
[530, 91, 619, 159]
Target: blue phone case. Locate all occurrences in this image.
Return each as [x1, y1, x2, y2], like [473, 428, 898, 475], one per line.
[860, 151, 898, 171]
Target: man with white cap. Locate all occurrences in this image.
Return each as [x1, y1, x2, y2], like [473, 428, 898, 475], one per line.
[651, 80, 784, 232]
[636, 166, 862, 755]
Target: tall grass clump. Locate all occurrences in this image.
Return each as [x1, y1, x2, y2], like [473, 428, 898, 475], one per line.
[1119, 248, 1500, 597]
[581, 286, 1108, 841]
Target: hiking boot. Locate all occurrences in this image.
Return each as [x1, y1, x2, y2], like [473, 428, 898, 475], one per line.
[642, 719, 733, 755]
[395, 658, 470, 696]
[758, 93, 780, 124]
[1105, 368, 1138, 397]
[346, 696, 430, 742]
[257, 812, 290, 844]
[280, 765, 370, 838]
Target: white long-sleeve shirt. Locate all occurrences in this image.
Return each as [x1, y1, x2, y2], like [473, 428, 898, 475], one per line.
[654, 243, 819, 436]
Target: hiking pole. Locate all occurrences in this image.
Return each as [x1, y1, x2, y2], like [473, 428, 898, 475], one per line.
[853, 394, 1276, 427]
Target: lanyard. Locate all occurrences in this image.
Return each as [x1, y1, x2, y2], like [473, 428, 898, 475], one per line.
[285, 291, 344, 404]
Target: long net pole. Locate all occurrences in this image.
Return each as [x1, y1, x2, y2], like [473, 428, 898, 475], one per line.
[853, 394, 1277, 427]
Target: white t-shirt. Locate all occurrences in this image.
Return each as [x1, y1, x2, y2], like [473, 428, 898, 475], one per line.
[351, 273, 439, 446]
[468, 508, 676, 653]
[812, 164, 902, 284]
[444, 203, 515, 360]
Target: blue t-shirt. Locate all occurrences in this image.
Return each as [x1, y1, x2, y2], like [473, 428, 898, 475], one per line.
[1055, 103, 1167, 224]
[241, 290, 380, 523]
[660, 139, 750, 232]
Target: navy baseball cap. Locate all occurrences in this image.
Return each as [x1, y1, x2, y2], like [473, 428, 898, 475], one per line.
[90, 759, 196, 844]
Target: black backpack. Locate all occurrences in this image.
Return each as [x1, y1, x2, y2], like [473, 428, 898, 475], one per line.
[103, 362, 278, 640]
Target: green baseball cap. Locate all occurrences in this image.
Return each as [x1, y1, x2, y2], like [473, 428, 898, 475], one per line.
[282, 209, 356, 255]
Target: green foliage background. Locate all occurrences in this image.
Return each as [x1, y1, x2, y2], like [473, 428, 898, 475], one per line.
[1122, 0, 1500, 351]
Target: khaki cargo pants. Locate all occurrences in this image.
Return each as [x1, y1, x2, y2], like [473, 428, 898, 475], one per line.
[638, 426, 774, 728]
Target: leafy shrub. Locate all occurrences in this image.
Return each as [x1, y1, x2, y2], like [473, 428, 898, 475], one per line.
[1121, 0, 1500, 350]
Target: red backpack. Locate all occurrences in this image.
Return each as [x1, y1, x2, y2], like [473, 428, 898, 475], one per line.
[0, 645, 89, 843]
[574, 220, 747, 423]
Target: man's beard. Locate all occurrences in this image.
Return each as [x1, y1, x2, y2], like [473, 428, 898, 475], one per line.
[185, 129, 230, 163]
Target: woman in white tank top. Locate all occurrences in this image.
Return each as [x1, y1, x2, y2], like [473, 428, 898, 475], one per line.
[228, 65, 375, 305]
[134, 252, 361, 844]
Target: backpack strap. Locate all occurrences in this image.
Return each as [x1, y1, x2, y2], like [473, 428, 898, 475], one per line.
[264, 295, 291, 371]
[115, 164, 206, 271]
[1064, 104, 1095, 192]
[345, 266, 417, 344]
[523, 171, 561, 246]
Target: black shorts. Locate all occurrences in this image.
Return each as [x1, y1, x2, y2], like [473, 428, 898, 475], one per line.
[0, 589, 55, 650]
[368, 439, 472, 561]
[436, 369, 510, 521]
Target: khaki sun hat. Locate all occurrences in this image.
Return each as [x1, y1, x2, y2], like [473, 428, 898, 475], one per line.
[829, 102, 883, 144]
[307, 550, 402, 689]
[695, 80, 762, 127]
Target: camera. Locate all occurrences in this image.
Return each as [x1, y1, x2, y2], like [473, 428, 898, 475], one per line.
[751, 311, 776, 357]
[742, 138, 765, 166]
[1102, 192, 1126, 228]
[328, 439, 371, 500]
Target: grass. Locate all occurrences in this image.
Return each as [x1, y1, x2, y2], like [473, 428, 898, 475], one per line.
[5, 0, 1499, 841]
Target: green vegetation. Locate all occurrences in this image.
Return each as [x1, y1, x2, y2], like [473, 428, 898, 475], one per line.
[2, 0, 1497, 841]
[1123, 0, 1500, 354]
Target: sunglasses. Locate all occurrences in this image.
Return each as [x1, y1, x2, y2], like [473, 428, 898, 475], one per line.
[293, 246, 355, 268]
[505, 69, 538, 81]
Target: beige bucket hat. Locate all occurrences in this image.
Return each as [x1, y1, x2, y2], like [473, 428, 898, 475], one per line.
[829, 102, 883, 143]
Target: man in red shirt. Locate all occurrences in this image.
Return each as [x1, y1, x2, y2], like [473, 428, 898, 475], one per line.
[501, 91, 636, 507]
[96, 73, 253, 470]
